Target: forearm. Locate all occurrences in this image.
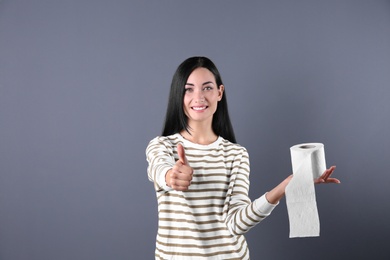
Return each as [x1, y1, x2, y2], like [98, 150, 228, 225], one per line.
[146, 137, 176, 191]
[265, 175, 293, 204]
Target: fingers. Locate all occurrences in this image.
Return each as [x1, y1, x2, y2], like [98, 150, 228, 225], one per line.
[177, 143, 189, 165]
[168, 143, 193, 191]
[316, 165, 341, 184]
[325, 178, 341, 184]
[314, 178, 325, 184]
[320, 166, 335, 180]
[168, 169, 193, 191]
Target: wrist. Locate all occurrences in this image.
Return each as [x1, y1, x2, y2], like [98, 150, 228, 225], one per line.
[266, 175, 293, 204]
[165, 169, 172, 187]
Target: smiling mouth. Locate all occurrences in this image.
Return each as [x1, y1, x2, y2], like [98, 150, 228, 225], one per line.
[192, 106, 207, 111]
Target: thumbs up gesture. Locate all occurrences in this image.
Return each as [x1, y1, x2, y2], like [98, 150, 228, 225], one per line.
[166, 143, 193, 191]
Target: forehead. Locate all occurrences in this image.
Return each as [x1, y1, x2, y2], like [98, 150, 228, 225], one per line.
[187, 67, 216, 83]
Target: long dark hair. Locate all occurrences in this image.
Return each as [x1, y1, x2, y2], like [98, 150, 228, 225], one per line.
[162, 56, 236, 143]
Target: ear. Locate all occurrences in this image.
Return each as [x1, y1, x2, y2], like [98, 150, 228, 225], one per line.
[218, 85, 224, 101]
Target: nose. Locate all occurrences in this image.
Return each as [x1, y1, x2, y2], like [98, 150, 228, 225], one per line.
[194, 90, 205, 103]
[195, 91, 205, 103]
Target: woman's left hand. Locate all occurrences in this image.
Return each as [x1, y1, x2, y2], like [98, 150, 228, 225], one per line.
[315, 165, 341, 184]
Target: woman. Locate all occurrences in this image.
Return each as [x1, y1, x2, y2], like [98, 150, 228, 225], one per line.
[146, 56, 339, 259]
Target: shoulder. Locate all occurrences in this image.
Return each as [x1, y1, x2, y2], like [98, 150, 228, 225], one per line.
[146, 134, 181, 151]
[220, 138, 248, 156]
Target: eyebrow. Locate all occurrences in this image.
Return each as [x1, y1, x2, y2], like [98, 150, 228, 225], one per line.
[185, 81, 214, 86]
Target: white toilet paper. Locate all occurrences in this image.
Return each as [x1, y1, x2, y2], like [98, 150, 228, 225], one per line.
[285, 143, 326, 238]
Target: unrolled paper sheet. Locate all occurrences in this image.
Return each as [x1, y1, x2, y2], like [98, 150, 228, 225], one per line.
[285, 143, 326, 238]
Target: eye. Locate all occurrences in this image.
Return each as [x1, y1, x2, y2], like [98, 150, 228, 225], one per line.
[204, 86, 213, 91]
[185, 88, 193, 93]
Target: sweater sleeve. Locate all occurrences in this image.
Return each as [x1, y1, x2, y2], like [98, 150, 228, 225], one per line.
[146, 137, 175, 192]
[225, 148, 278, 235]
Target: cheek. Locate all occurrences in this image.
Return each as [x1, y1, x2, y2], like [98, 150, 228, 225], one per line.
[182, 96, 190, 113]
[209, 94, 220, 105]
[182, 96, 190, 107]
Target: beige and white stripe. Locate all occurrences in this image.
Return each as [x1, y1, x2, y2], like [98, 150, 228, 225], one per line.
[146, 134, 277, 259]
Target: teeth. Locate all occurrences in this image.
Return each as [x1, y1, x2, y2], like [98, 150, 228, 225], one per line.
[192, 106, 206, 111]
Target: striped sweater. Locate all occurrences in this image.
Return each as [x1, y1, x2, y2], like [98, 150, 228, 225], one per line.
[146, 134, 277, 259]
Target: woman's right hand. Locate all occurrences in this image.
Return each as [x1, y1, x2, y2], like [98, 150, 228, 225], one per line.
[166, 143, 193, 191]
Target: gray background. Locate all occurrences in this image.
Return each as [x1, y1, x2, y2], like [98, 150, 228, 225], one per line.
[0, 0, 389, 259]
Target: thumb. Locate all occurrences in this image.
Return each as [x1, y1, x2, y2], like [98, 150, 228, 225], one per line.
[177, 143, 188, 165]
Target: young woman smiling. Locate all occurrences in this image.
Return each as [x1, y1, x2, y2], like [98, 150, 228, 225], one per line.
[146, 56, 340, 259]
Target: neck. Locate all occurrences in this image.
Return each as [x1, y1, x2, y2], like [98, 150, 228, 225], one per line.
[180, 122, 217, 145]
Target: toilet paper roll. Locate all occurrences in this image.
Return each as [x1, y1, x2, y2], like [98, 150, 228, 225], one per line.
[285, 143, 326, 238]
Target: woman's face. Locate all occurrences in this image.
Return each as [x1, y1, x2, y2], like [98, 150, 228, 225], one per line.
[183, 67, 224, 126]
